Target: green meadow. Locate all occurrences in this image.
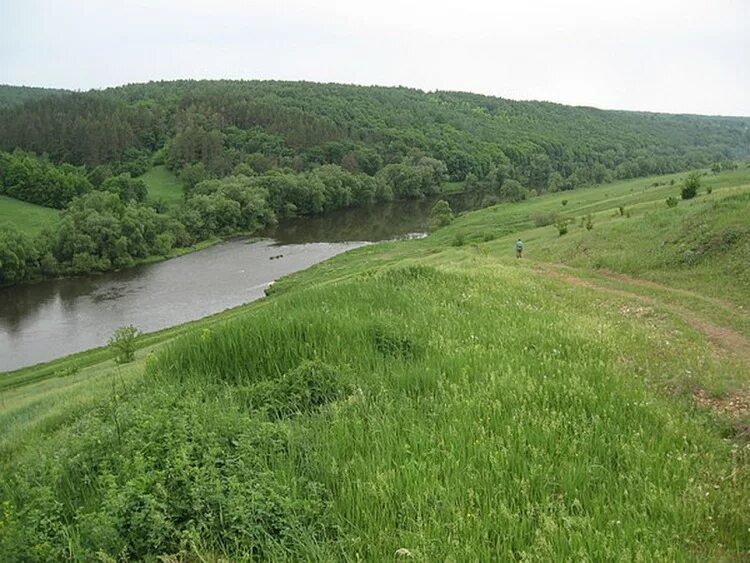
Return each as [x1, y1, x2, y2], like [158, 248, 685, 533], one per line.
[138, 165, 185, 206]
[0, 195, 59, 235]
[1, 168, 749, 560]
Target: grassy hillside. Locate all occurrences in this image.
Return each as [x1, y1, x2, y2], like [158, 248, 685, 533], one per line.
[0, 84, 68, 109]
[1, 168, 749, 560]
[0, 194, 59, 235]
[138, 165, 184, 206]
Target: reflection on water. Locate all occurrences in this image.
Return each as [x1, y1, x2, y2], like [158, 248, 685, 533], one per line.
[0, 192, 477, 372]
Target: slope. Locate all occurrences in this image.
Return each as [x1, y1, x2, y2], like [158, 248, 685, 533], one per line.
[1, 168, 748, 560]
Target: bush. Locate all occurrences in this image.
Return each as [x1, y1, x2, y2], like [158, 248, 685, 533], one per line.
[561, 199, 568, 207]
[706, 185, 713, 194]
[429, 199, 453, 230]
[681, 172, 700, 199]
[109, 325, 139, 363]
[246, 360, 349, 419]
[451, 232, 466, 246]
[532, 211, 559, 227]
[555, 219, 569, 236]
[666, 196, 679, 208]
[618, 206, 625, 216]
[583, 214, 594, 231]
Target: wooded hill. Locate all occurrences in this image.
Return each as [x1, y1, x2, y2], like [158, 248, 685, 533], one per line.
[2, 80, 749, 189]
[0, 84, 70, 110]
[1, 80, 748, 286]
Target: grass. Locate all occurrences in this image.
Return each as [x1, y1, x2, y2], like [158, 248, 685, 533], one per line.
[1, 167, 749, 560]
[0, 194, 59, 235]
[138, 165, 184, 206]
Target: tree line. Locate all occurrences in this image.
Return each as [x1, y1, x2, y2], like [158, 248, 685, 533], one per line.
[0, 152, 451, 285]
[2, 80, 749, 285]
[1, 80, 748, 193]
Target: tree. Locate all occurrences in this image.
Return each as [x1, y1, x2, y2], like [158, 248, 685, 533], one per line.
[681, 172, 700, 199]
[0, 226, 39, 284]
[547, 172, 564, 193]
[429, 199, 453, 230]
[109, 325, 139, 363]
[498, 179, 528, 202]
[101, 173, 148, 203]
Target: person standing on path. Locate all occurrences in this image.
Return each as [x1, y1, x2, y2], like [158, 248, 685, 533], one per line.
[515, 239, 524, 258]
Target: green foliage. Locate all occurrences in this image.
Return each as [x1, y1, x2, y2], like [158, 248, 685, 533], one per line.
[682, 172, 701, 199]
[618, 205, 626, 216]
[109, 325, 139, 363]
[0, 151, 92, 208]
[0, 84, 68, 109]
[375, 162, 441, 200]
[583, 214, 594, 230]
[0, 225, 39, 284]
[429, 199, 453, 230]
[666, 196, 679, 208]
[245, 360, 350, 419]
[2, 80, 747, 187]
[556, 218, 570, 236]
[532, 211, 559, 227]
[497, 179, 528, 202]
[101, 173, 148, 202]
[3, 172, 750, 559]
[561, 199, 568, 206]
[43, 192, 183, 274]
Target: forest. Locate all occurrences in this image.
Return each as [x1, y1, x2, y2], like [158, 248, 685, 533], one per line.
[0, 80, 749, 285]
[0, 84, 69, 110]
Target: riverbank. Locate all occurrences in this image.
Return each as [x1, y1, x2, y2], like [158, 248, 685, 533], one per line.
[1, 168, 749, 559]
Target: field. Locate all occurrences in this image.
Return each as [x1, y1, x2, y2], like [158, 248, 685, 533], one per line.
[139, 165, 184, 206]
[1, 167, 749, 560]
[0, 194, 59, 235]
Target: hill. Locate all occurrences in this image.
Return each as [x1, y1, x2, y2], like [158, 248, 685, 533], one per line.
[1, 80, 749, 187]
[0, 84, 69, 109]
[2, 80, 749, 286]
[2, 167, 748, 560]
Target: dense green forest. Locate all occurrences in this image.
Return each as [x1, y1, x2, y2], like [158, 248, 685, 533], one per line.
[0, 80, 749, 285]
[0, 84, 69, 110]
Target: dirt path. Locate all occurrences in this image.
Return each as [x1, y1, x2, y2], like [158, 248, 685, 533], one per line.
[534, 262, 750, 359]
[561, 263, 745, 317]
[533, 262, 750, 425]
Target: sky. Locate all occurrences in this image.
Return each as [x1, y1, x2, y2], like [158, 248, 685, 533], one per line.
[1, 0, 748, 116]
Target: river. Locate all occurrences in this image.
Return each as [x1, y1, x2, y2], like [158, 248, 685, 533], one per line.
[0, 194, 476, 372]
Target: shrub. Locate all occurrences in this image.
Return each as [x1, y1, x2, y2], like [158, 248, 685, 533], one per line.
[429, 199, 453, 230]
[666, 196, 679, 208]
[109, 325, 139, 364]
[555, 219, 569, 236]
[451, 232, 466, 246]
[583, 214, 594, 231]
[532, 211, 559, 227]
[706, 185, 713, 194]
[246, 360, 349, 419]
[561, 199, 568, 207]
[681, 172, 700, 199]
[618, 206, 625, 216]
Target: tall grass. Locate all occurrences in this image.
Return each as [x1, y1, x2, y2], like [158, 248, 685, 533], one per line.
[2, 167, 749, 559]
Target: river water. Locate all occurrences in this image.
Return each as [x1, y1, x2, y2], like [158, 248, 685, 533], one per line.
[0, 194, 475, 372]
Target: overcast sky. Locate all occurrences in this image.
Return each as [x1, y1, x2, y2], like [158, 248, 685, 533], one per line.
[1, 0, 748, 115]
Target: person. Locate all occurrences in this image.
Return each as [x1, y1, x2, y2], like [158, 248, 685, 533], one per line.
[515, 238, 524, 258]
